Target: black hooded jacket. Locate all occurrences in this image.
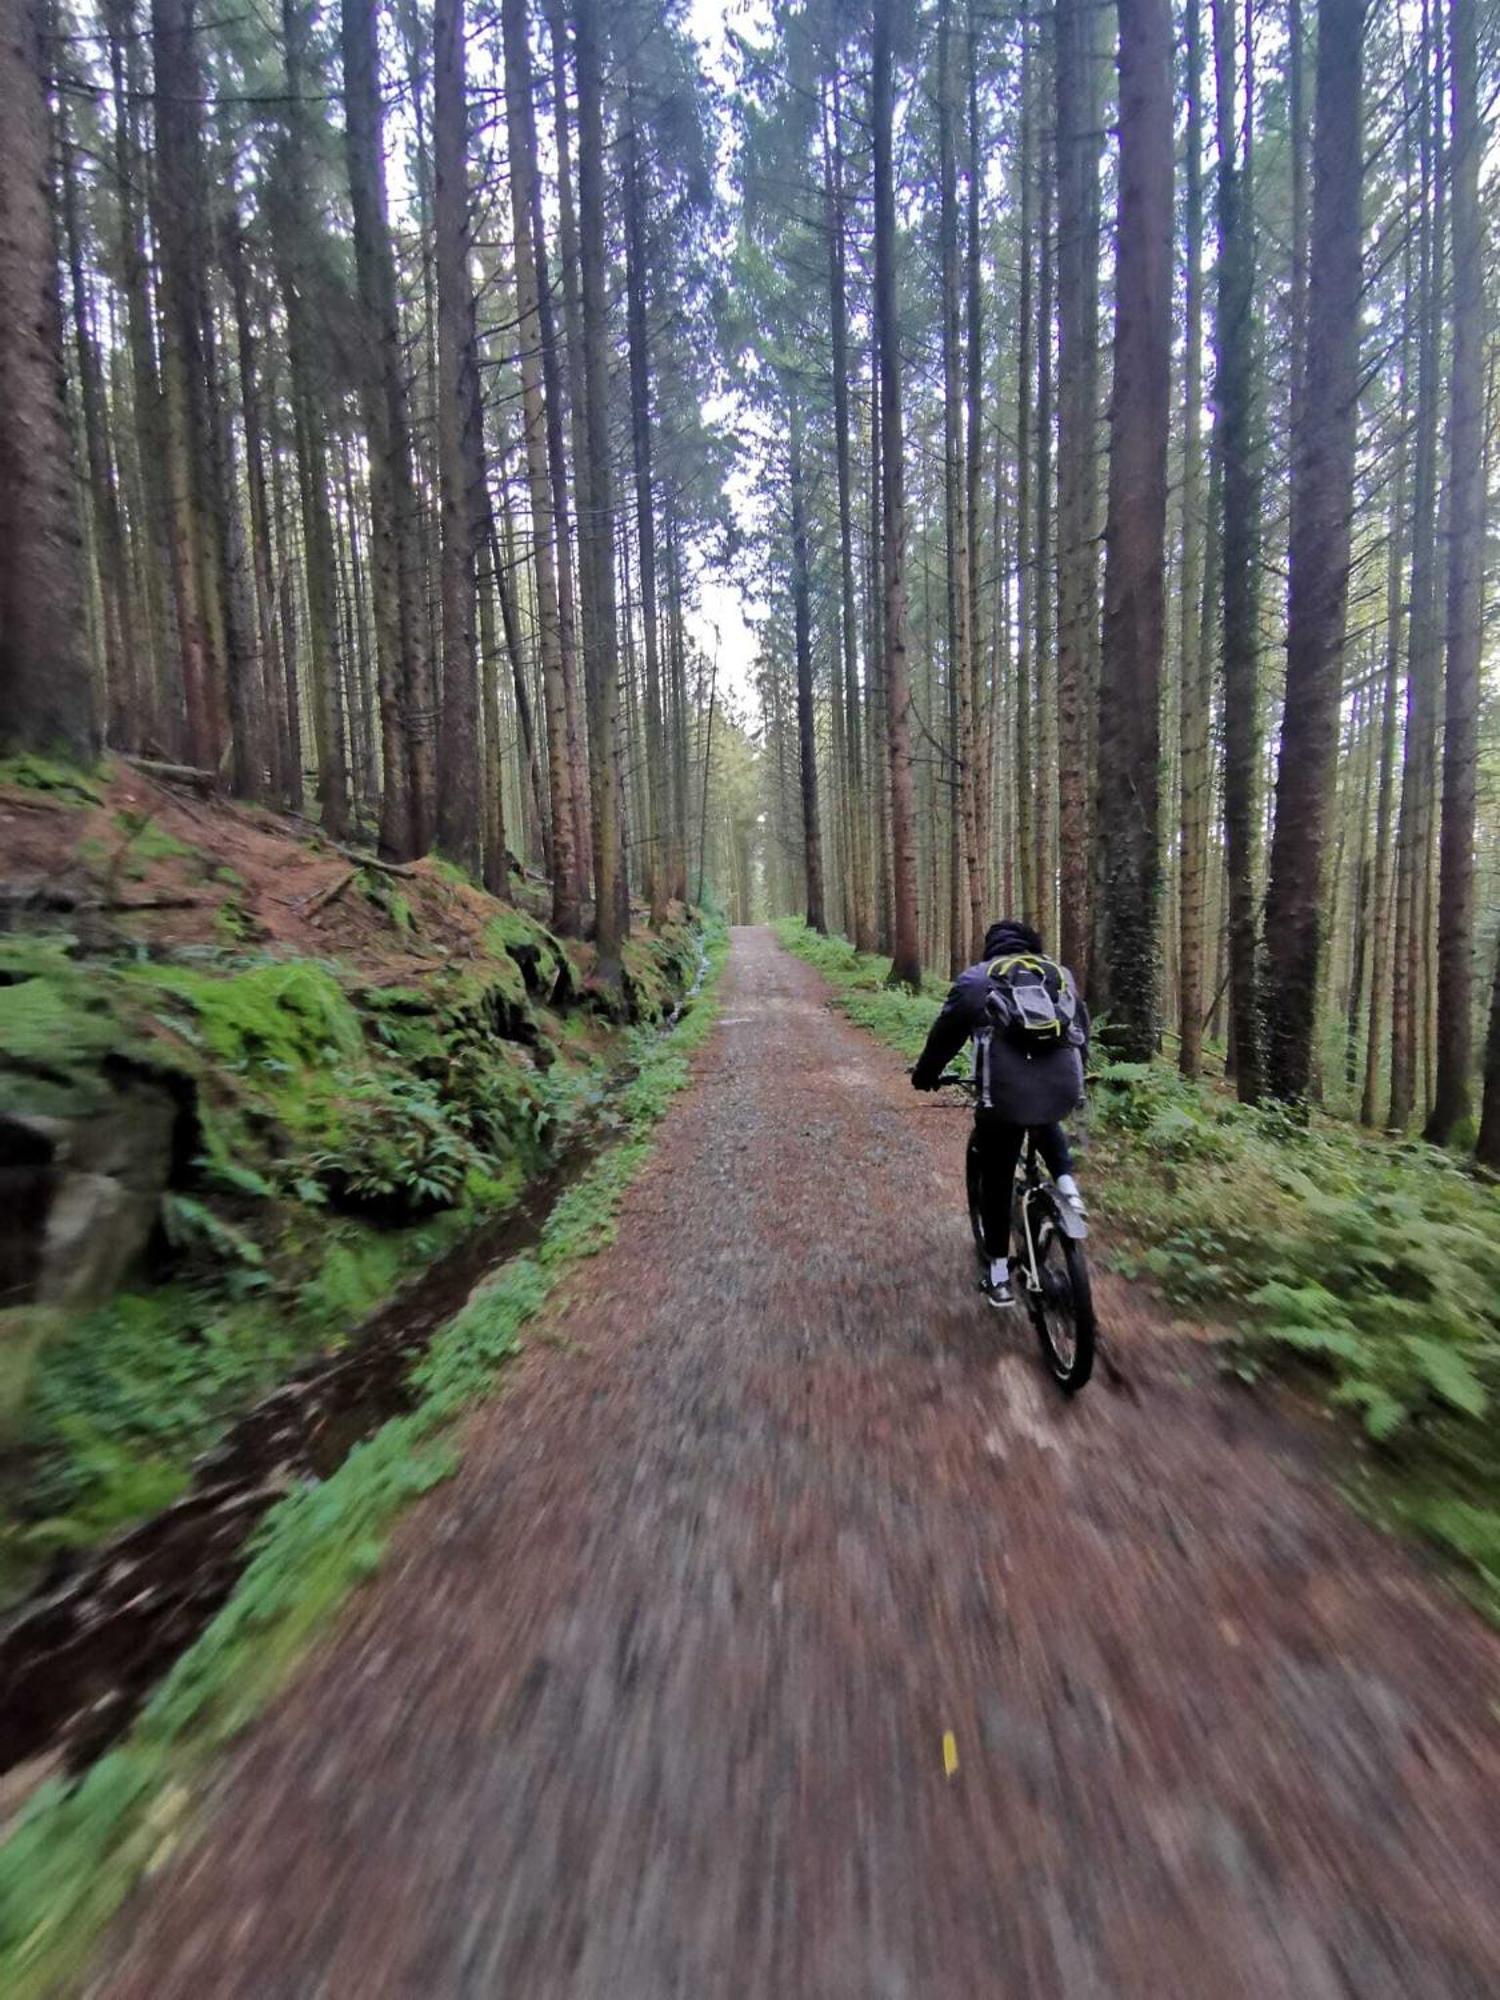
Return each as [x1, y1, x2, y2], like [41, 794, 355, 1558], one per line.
[911, 921, 1089, 1126]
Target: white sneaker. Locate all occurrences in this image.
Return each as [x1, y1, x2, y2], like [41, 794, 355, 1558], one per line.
[1056, 1174, 1088, 1217]
[984, 1259, 1014, 1308]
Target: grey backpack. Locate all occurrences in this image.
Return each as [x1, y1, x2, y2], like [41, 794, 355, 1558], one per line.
[983, 953, 1079, 1051]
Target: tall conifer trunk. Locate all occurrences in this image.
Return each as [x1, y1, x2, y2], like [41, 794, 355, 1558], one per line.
[1262, 0, 1366, 1103]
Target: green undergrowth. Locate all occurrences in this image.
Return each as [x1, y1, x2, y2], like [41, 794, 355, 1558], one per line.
[774, 918, 1500, 1619]
[1, 903, 705, 1597]
[1086, 1059, 1500, 1614]
[769, 919, 946, 1054]
[0, 917, 726, 1999]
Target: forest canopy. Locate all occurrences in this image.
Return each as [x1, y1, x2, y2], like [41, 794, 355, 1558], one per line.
[0, 0, 1497, 1156]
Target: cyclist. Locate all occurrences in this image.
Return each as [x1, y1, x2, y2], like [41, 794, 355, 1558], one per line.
[911, 918, 1088, 1307]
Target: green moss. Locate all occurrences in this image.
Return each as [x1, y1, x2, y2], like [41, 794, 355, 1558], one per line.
[427, 855, 475, 891]
[0, 755, 103, 804]
[145, 960, 363, 1072]
[113, 810, 195, 867]
[0, 946, 158, 1119]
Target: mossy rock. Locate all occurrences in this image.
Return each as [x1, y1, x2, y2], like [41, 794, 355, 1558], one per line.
[483, 910, 571, 1007]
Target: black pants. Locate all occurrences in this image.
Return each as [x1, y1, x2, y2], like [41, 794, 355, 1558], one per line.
[971, 1116, 1074, 1261]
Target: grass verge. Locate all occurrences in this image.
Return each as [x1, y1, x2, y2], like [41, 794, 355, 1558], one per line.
[773, 918, 1500, 1620]
[0, 920, 727, 1999]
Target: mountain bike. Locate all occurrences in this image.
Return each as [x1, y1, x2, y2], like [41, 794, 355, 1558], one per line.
[928, 1072, 1096, 1393]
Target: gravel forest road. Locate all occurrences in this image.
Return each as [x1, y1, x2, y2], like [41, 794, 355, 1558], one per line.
[101, 927, 1500, 1999]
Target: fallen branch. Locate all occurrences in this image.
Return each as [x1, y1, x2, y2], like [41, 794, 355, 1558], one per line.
[329, 844, 420, 879]
[302, 869, 357, 918]
[122, 756, 218, 794]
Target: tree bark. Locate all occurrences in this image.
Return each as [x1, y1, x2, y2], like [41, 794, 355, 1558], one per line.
[503, 0, 579, 932]
[873, 0, 921, 989]
[939, 0, 977, 976]
[1477, 934, 1500, 1171]
[1262, 0, 1365, 1104]
[1015, 35, 1037, 932]
[623, 91, 668, 927]
[789, 388, 825, 935]
[225, 211, 289, 800]
[432, 0, 482, 874]
[549, 0, 595, 895]
[825, 73, 873, 952]
[1096, 0, 1173, 1058]
[1361, 293, 1409, 1127]
[342, 0, 431, 859]
[59, 112, 138, 751]
[0, 0, 98, 760]
[1388, 11, 1441, 1129]
[151, 0, 225, 772]
[1177, 0, 1209, 1077]
[1424, 0, 1483, 1146]
[1055, 0, 1103, 985]
[573, 0, 627, 975]
[1212, 0, 1264, 1100]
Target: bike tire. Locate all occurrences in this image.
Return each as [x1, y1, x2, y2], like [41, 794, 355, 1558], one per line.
[1025, 1201, 1096, 1393]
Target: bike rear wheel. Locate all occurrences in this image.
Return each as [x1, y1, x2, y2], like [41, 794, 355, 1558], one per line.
[1023, 1200, 1096, 1392]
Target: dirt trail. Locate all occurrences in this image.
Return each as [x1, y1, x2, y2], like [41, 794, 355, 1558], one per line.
[102, 928, 1500, 1998]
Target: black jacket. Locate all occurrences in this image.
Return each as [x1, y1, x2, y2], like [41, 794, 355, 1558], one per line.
[912, 933, 1088, 1127]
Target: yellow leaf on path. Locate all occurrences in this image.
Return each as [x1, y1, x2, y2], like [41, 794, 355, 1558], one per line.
[942, 1731, 959, 1778]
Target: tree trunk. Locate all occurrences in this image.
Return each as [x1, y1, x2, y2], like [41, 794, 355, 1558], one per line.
[1096, 0, 1173, 1058]
[964, 19, 989, 961]
[342, 0, 430, 859]
[1212, 0, 1264, 1100]
[572, 0, 627, 976]
[826, 74, 873, 952]
[873, 0, 921, 989]
[549, 0, 595, 896]
[1033, 106, 1057, 943]
[503, 0, 578, 931]
[105, 0, 171, 748]
[1055, 0, 1103, 985]
[1177, 0, 1209, 1076]
[152, 0, 225, 772]
[203, 206, 265, 801]
[1015, 35, 1037, 932]
[939, 0, 977, 976]
[432, 0, 482, 874]
[1424, 0, 1482, 1146]
[623, 91, 668, 927]
[1361, 298, 1409, 1127]
[1388, 15, 1441, 1130]
[1262, 0, 1365, 1104]
[1477, 934, 1500, 1171]
[225, 211, 289, 800]
[788, 388, 825, 935]
[59, 111, 138, 750]
[0, 0, 98, 759]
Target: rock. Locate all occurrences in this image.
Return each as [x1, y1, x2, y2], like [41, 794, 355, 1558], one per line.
[39, 1171, 158, 1307]
[0, 1072, 179, 1312]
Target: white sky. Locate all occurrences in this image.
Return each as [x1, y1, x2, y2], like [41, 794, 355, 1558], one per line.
[680, 0, 773, 714]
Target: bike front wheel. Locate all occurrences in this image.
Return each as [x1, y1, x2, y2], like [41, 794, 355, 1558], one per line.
[1023, 1199, 1096, 1393]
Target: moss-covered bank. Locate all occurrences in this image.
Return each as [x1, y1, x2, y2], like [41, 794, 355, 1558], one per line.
[0, 758, 704, 1601]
